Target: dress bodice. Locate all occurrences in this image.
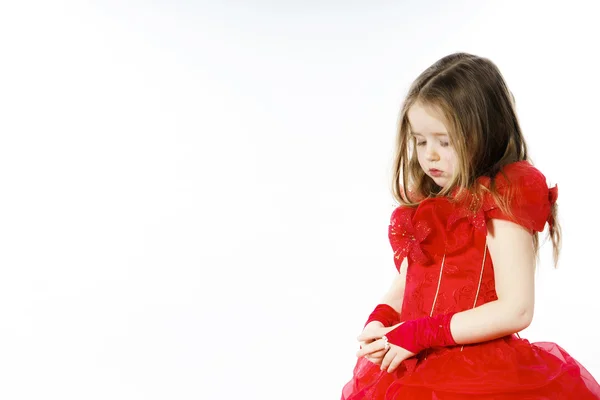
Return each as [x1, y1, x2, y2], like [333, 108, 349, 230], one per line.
[388, 161, 558, 322]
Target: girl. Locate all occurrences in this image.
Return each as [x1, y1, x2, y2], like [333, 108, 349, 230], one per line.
[340, 52, 600, 399]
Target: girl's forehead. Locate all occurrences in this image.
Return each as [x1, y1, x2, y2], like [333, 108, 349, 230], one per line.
[407, 103, 449, 135]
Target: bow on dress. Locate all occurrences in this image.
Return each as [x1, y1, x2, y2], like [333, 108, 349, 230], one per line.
[388, 208, 432, 268]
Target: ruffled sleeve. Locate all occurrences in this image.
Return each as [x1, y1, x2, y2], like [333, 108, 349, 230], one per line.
[482, 161, 557, 233]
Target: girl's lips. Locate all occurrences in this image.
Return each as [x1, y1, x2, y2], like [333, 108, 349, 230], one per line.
[429, 169, 443, 177]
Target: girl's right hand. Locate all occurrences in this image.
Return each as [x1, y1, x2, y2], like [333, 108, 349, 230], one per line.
[358, 321, 388, 365]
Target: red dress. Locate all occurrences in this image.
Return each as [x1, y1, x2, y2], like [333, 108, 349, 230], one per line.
[341, 161, 600, 399]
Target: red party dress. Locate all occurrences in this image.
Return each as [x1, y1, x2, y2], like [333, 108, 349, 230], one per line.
[341, 161, 600, 399]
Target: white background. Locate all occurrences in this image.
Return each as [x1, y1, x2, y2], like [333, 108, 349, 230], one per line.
[0, 1, 598, 399]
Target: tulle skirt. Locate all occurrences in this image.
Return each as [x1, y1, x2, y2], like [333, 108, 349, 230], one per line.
[341, 335, 600, 399]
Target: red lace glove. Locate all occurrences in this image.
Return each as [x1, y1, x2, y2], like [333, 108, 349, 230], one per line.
[364, 304, 400, 328]
[385, 312, 457, 353]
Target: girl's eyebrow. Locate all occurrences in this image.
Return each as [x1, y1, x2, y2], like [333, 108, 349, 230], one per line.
[410, 132, 449, 136]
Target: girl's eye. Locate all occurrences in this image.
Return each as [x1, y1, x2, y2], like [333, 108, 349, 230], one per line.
[440, 141, 450, 147]
[416, 141, 426, 146]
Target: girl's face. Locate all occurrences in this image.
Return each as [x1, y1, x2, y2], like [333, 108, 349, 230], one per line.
[407, 102, 458, 188]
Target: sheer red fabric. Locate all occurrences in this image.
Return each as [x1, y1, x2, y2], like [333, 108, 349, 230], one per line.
[341, 161, 600, 399]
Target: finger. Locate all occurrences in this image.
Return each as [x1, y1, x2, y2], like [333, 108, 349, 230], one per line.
[359, 339, 376, 349]
[358, 340, 375, 349]
[358, 341, 373, 351]
[356, 343, 378, 357]
[370, 349, 387, 357]
[356, 338, 387, 357]
[357, 334, 380, 342]
[380, 347, 396, 371]
[365, 349, 387, 362]
[356, 340, 380, 357]
[365, 347, 388, 363]
[386, 353, 404, 373]
[357, 330, 383, 342]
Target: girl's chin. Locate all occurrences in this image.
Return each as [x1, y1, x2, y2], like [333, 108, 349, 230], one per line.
[431, 176, 450, 188]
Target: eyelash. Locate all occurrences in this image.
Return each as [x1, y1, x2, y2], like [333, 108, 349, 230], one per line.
[416, 141, 450, 147]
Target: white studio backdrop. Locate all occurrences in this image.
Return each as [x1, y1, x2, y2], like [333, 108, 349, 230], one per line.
[0, 1, 598, 399]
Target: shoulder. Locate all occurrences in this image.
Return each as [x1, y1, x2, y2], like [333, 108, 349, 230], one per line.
[482, 161, 555, 232]
[493, 161, 547, 191]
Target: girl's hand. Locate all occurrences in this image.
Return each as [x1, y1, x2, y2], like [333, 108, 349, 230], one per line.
[356, 323, 416, 373]
[356, 321, 386, 365]
[356, 324, 394, 358]
[378, 342, 415, 373]
[357, 321, 402, 351]
[358, 337, 389, 365]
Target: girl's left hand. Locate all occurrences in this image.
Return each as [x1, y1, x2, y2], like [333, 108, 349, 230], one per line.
[356, 326, 416, 373]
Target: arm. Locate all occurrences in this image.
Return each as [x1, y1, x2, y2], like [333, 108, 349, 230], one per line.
[379, 258, 408, 314]
[363, 258, 408, 329]
[449, 218, 535, 344]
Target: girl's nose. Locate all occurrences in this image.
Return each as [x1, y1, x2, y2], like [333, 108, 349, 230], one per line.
[426, 147, 440, 161]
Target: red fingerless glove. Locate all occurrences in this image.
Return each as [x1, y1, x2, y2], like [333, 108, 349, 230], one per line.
[385, 312, 457, 354]
[364, 304, 400, 328]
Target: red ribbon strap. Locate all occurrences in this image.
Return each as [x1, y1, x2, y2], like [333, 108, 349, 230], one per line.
[547, 185, 558, 229]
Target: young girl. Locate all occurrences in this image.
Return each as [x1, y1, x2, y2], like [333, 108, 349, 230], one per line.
[340, 52, 600, 399]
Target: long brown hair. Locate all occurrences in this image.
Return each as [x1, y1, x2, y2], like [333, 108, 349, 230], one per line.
[391, 52, 561, 266]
